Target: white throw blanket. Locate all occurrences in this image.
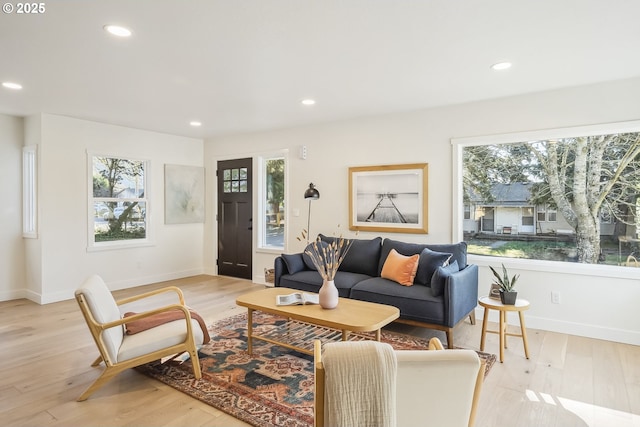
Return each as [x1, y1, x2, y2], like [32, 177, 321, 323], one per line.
[322, 341, 397, 427]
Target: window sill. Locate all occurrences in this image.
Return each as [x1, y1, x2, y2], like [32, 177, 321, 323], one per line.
[257, 247, 285, 255]
[469, 254, 639, 281]
[87, 239, 154, 252]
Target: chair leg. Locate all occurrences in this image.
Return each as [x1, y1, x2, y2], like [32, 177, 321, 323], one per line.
[90, 355, 103, 367]
[446, 329, 454, 349]
[189, 346, 202, 379]
[77, 366, 121, 401]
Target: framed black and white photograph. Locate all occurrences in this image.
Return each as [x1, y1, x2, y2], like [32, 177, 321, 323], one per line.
[349, 163, 428, 233]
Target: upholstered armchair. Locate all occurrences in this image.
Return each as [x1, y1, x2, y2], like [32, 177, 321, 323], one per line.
[74, 274, 205, 401]
[314, 338, 484, 427]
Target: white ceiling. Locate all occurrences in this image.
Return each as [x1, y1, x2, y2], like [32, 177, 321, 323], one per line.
[1, 0, 640, 139]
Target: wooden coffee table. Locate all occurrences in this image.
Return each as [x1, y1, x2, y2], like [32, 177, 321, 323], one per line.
[236, 287, 400, 355]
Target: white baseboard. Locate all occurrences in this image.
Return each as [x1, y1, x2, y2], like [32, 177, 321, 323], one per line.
[475, 307, 640, 346]
[0, 289, 27, 302]
[107, 269, 205, 292]
[32, 269, 206, 305]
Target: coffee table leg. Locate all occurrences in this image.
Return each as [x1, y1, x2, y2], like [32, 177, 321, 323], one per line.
[342, 330, 351, 341]
[247, 308, 253, 354]
[375, 329, 381, 341]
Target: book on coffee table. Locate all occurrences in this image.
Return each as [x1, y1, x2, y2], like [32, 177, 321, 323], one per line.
[276, 292, 319, 306]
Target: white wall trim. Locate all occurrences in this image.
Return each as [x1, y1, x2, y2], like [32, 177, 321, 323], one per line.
[475, 307, 640, 346]
[33, 269, 205, 304]
[0, 290, 28, 302]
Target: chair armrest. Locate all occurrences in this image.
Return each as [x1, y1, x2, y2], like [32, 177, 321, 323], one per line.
[99, 303, 192, 331]
[428, 337, 445, 350]
[115, 285, 186, 306]
[444, 264, 479, 327]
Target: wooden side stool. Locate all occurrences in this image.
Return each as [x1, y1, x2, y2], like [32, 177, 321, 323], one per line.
[478, 296, 530, 363]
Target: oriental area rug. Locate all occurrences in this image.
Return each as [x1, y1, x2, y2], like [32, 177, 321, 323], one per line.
[136, 312, 496, 427]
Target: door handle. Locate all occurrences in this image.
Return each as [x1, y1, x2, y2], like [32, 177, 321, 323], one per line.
[248, 218, 252, 230]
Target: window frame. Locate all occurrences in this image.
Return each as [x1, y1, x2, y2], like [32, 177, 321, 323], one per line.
[87, 152, 152, 251]
[452, 119, 640, 280]
[257, 151, 288, 253]
[22, 145, 37, 238]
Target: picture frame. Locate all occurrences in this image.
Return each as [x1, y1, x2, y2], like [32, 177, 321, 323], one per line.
[349, 163, 428, 233]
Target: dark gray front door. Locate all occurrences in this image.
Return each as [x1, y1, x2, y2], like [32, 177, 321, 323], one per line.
[217, 158, 252, 279]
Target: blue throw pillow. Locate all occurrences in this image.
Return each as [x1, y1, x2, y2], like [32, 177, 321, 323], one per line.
[430, 260, 459, 297]
[302, 241, 329, 271]
[281, 253, 305, 274]
[415, 248, 453, 285]
[319, 234, 382, 277]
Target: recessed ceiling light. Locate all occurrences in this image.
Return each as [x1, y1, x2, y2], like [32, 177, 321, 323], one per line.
[189, 121, 202, 127]
[491, 61, 512, 71]
[104, 25, 132, 37]
[301, 99, 316, 106]
[2, 81, 22, 90]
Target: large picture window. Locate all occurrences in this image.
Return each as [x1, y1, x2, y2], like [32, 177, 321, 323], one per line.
[90, 155, 148, 248]
[454, 121, 640, 268]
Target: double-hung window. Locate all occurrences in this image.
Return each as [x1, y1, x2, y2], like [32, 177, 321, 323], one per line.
[89, 154, 148, 249]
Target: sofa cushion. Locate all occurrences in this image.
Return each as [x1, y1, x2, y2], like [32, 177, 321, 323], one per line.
[430, 260, 459, 297]
[415, 248, 453, 285]
[302, 241, 329, 271]
[381, 249, 420, 286]
[350, 277, 445, 324]
[378, 239, 468, 279]
[319, 235, 382, 277]
[281, 253, 306, 275]
[279, 270, 370, 298]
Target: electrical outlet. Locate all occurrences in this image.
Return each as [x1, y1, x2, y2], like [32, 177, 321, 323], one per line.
[551, 291, 561, 304]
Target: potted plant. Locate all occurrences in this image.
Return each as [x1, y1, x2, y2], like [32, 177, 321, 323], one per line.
[489, 264, 519, 305]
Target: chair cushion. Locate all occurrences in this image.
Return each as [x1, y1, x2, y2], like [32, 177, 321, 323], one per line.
[118, 318, 204, 362]
[76, 274, 124, 363]
[381, 249, 420, 286]
[430, 260, 459, 297]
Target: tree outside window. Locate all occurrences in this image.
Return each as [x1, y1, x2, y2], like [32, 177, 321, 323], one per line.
[92, 156, 147, 244]
[262, 157, 285, 249]
[462, 131, 640, 266]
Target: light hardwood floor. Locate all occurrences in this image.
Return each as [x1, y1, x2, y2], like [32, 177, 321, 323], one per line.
[1, 275, 638, 427]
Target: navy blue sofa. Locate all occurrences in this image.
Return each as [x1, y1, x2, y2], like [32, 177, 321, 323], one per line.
[274, 236, 478, 348]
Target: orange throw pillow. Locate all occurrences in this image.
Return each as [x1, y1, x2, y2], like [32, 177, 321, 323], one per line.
[381, 249, 420, 286]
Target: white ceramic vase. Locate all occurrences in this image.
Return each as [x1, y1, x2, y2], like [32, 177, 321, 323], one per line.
[319, 279, 339, 309]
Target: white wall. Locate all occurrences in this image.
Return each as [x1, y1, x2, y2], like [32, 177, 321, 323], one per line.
[204, 76, 640, 345]
[25, 114, 205, 303]
[0, 114, 25, 301]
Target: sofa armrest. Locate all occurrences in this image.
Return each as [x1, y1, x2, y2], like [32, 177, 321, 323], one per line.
[274, 253, 306, 286]
[274, 256, 287, 287]
[444, 264, 479, 327]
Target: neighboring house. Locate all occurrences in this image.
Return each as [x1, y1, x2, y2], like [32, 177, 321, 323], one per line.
[463, 182, 617, 236]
